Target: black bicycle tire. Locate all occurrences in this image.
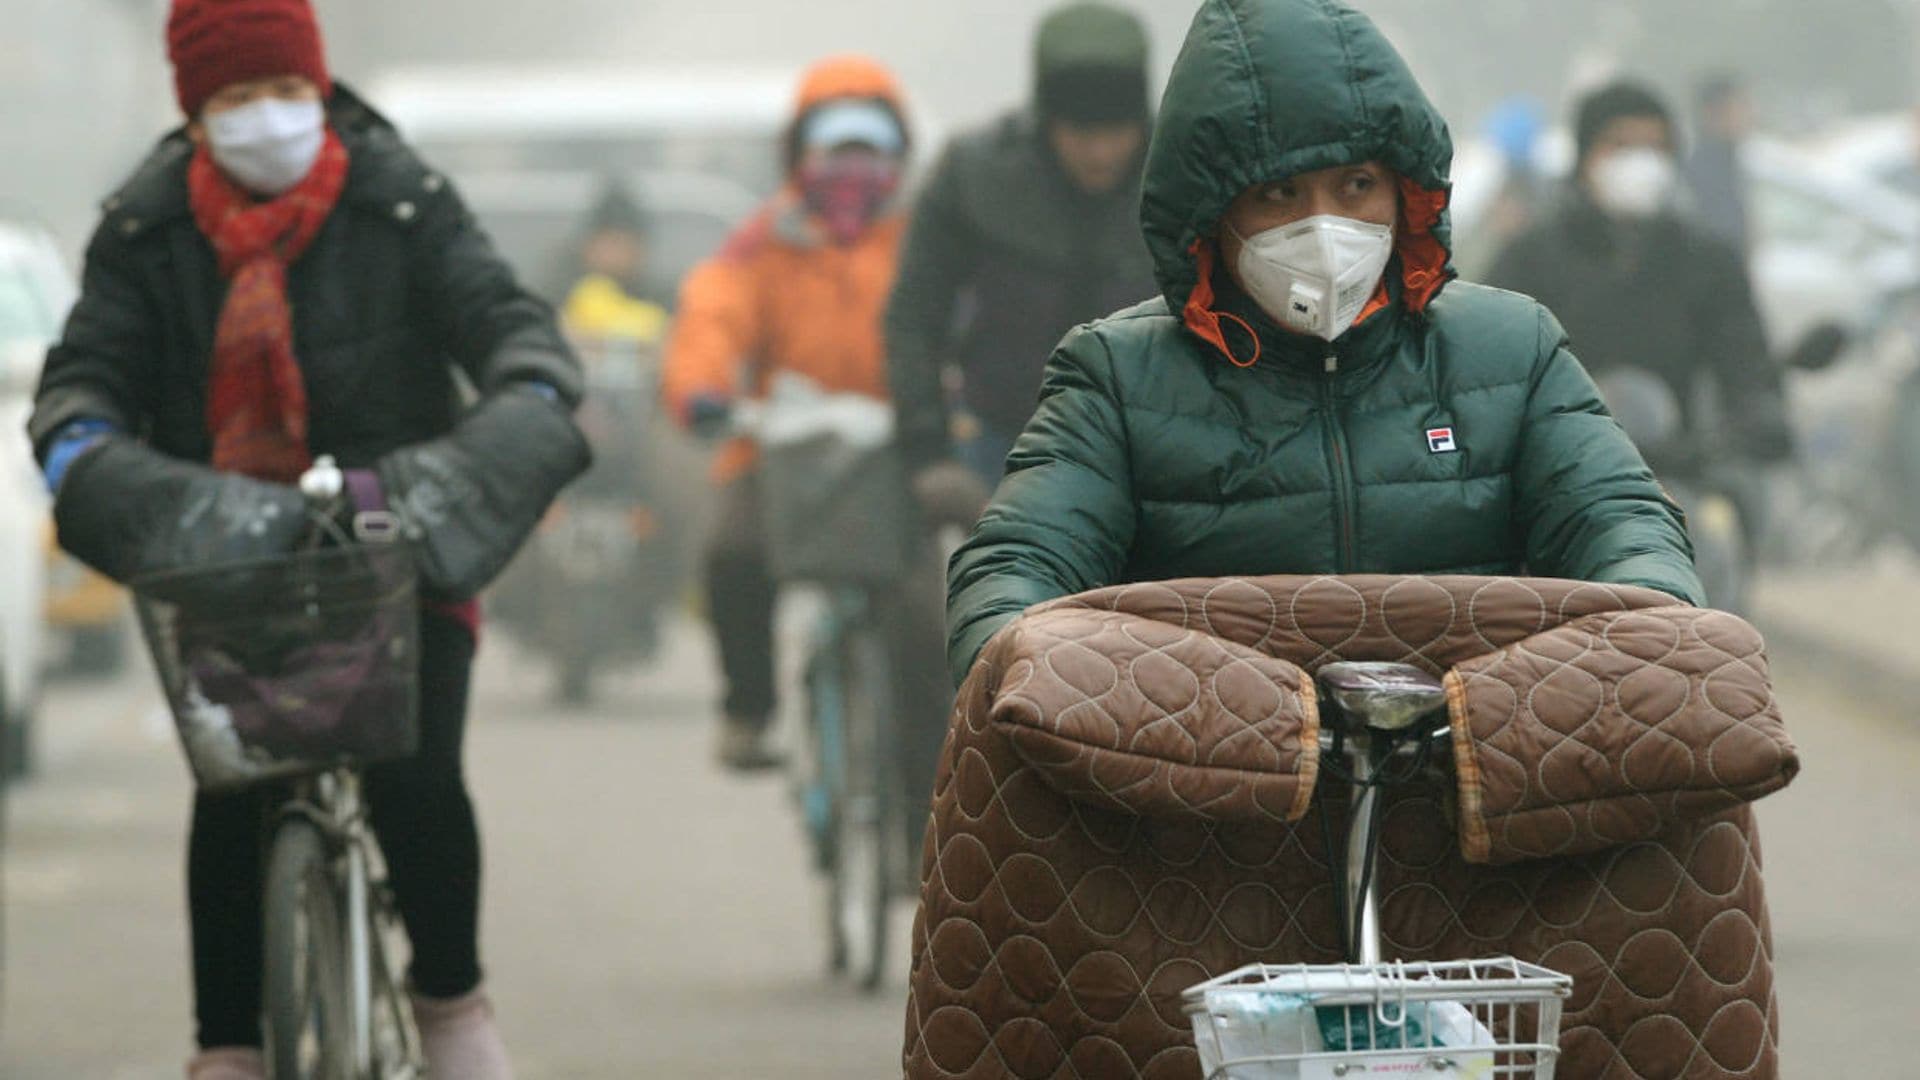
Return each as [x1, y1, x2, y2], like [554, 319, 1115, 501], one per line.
[809, 643, 851, 974]
[839, 622, 897, 993]
[264, 817, 350, 1080]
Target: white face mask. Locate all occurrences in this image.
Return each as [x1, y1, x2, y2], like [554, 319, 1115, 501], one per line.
[1589, 147, 1678, 220]
[204, 98, 326, 197]
[1229, 214, 1395, 342]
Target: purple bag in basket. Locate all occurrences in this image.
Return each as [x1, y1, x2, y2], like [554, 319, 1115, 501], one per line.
[184, 608, 417, 765]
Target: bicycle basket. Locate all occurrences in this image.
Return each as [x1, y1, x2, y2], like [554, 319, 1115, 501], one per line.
[132, 544, 422, 792]
[1184, 959, 1573, 1079]
[758, 433, 915, 586]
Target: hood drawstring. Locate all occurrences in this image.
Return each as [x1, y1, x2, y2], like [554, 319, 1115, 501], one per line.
[1182, 240, 1261, 368]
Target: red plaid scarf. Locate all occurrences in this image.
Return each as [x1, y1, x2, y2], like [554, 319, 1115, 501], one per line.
[189, 128, 350, 482]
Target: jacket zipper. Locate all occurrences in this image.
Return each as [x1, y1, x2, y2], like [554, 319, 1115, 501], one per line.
[1321, 349, 1358, 572]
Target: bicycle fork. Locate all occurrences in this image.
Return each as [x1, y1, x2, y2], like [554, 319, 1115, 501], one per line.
[1342, 735, 1385, 966]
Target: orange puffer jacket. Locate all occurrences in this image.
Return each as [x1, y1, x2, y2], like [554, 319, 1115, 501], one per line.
[662, 55, 909, 482]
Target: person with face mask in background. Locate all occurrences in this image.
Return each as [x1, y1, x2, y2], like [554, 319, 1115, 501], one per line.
[29, 1, 584, 1076]
[885, 1, 1158, 507]
[1486, 81, 1793, 484]
[663, 57, 949, 773]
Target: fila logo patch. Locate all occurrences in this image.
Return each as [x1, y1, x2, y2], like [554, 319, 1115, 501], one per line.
[1427, 427, 1458, 454]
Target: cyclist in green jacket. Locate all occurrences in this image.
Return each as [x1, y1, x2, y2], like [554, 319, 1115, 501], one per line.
[945, 0, 1703, 682]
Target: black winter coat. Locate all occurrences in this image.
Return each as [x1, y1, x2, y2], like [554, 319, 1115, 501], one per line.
[1485, 193, 1791, 475]
[29, 86, 581, 468]
[884, 111, 1156, 468]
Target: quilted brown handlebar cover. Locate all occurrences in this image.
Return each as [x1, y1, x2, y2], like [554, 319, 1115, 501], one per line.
[989, 607, 1321, 826]
[905, 576, 1789, 1079]
[1446, 606, 1799, 865]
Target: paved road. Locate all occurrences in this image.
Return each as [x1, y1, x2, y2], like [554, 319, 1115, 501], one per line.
[0, 616, 1911, 1077]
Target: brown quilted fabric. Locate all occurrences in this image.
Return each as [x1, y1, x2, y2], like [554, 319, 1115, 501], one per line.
[990, 607, 1321, 826]
[905, 576, 1789, 1079]
[1445, 606, 1800, 865]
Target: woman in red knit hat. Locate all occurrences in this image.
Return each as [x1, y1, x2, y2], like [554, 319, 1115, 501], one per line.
[30, 2, 587, 1077]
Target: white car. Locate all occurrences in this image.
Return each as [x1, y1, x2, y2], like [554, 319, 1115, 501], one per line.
[1743, 135, 1920, 350]
[1801, 112, 1920, 200]
[0, 219, 76, 776]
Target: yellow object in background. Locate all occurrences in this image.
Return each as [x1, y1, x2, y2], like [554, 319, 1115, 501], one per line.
[562, 274, 670, 344]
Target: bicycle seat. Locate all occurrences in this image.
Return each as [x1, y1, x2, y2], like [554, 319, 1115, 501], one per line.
[1317, 662, 1448, 734]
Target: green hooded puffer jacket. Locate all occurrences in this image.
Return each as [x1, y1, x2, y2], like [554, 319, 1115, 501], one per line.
[946, 0, 1702, 681]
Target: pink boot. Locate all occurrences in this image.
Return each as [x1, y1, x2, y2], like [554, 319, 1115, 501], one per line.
[185, 1047, 266, 1080]
[412, 987, 513, 1079]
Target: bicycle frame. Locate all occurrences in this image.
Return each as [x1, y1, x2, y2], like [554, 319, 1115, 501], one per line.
[1339, 737, 1389, 967]
[791, 581, 903, 990]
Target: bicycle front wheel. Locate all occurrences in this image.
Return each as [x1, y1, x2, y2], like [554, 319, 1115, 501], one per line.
[264, 818, 352, 1080]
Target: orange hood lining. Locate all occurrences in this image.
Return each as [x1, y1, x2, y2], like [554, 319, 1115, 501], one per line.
[1182, 175, 1452, 366]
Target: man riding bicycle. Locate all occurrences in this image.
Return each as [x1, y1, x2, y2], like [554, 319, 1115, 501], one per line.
[885, 1, 1159, 492]
[30, 2, 581, 1076]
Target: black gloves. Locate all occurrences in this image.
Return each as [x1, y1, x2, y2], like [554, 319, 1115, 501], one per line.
[375, 384, 592, 599]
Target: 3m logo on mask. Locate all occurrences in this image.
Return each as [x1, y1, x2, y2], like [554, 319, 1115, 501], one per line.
[1427, 427, 1457, 454]
[1231, 215, 1394, 342]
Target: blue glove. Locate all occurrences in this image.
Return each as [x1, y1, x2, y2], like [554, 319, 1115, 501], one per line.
[522, 380, 563, 405]
[42, 419, 117, 495]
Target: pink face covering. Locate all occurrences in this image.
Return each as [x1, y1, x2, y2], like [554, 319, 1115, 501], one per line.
[797, 154, 902, 244]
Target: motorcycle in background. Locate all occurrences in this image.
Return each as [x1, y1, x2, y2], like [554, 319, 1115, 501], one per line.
[493, 337, 684, 704]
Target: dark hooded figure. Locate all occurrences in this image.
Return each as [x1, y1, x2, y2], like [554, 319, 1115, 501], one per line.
[885, 1, 1159, 490]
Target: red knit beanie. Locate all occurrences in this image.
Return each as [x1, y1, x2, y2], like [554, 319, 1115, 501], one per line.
[167, 0, 331, 118]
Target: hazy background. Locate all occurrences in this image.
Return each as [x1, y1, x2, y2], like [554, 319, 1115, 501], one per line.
[4, 2, 1919, 1076]
[6, 0, 1916, 250]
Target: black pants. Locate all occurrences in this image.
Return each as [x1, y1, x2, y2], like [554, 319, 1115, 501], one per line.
[701, 471, 953, 811]
[704, 473, 780, 724]
[189, 613, 483, 1050]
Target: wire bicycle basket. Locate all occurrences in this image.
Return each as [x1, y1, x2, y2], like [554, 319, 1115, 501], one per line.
[1185, 958, 1572, 1079]
[133, 543, 421, 792]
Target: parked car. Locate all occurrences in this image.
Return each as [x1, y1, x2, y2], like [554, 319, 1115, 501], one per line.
[1802, 111, 1920, 200]
[1743, 134, 1920, 350]
[0, 217, 74, 778]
